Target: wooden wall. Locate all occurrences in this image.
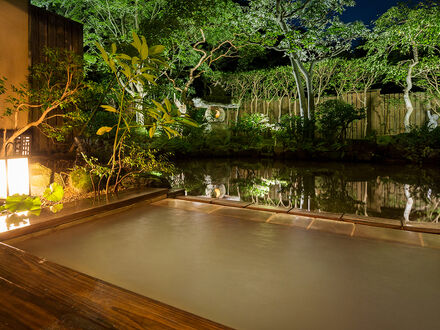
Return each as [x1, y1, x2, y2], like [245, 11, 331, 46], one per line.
[28, 5, 83, 154]
[0, 0, 30, 131]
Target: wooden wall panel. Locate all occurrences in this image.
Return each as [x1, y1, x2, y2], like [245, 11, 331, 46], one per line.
[28, 5, 83, 155]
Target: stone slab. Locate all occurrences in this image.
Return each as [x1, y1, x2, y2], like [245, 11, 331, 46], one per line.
[310, 219, 354, 236]
[403, 222, 440, 234]
[211, 200, 252, 208]
[177, 196, 214, 203]
[289, 209, 343, 221]
[153, 199, 222, 214]
[420, 233, 440, 249]
[167, 188, 185, 198]
[353, 225, 421, 247]
[247, 204, 291, 213]
[210, 207, 273, 223]
[268, 213, 313, 229]
[343, 214, 401, 229]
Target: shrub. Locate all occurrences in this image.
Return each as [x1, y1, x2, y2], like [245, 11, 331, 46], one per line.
[274, 114, 314, 147]
[316, 99, 365, 143]
[232, 113, 273, 144]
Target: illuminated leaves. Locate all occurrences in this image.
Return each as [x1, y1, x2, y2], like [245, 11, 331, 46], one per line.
[43, 183, 64, 203]
[96, 126, 113, 135]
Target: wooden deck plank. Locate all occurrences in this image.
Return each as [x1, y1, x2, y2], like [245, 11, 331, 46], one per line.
[0, 244, 230, 330]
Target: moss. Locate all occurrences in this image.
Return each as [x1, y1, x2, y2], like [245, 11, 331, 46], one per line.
[68, 167, 94, 193]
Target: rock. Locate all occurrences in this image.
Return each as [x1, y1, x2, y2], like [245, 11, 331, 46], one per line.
[30, 163, 52, 196]
[68, 167, 94, 193]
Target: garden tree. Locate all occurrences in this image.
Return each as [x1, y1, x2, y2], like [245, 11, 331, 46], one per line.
[245, 0, 365, 121]
[161, 0, 245, 108]
[328, 57, 384, 135]
[95, 34, 197, 194]
[312, 58, 340, 105]
[365, 2, 440, 132]
[31, 0, 168, 73]
[210, 71, 251, 121]
[419, 56, 440, 113]
[96, 32, 168, 124]
[0, 49, 83, 157]
[32, 0, 245, 115]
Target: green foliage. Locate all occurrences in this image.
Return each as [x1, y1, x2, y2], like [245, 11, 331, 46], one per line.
[365, 2, 440, 87]
[274, 114, 313, 147]
[393, 125, 440, 162]
[69, 166, 95, 193]
[316, 100, 365, 143]
[232, 113, 274, 144]
[95, 31, 196, 193]
[43, 183, 65, 203]
[0, 184, 65, 216]
[0, 195, 42, 214]
[1, 48, 84, 152]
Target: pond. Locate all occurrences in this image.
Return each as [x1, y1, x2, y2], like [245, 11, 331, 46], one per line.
[169, 159, 440, 222]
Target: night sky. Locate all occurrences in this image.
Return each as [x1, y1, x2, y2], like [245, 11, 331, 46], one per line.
[341, 0, 404, 25]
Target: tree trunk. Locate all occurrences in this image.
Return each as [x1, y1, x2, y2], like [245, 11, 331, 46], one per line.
[403, 46, 419, 132]
[289, 56, 306, 118]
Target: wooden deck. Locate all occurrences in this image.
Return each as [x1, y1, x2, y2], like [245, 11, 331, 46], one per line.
[0, 243, 230, 329]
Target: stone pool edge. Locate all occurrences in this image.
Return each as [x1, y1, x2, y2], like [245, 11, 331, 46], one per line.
[1, 188, 177, 243]
[164, 196, 440, 250]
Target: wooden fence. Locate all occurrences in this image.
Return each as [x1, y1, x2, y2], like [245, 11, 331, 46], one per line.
[228, 90, 432, 139]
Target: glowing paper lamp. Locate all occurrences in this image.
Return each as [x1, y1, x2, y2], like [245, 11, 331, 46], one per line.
[0, 157, 30, 199]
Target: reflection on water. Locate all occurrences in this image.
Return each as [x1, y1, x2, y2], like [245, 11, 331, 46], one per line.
[170, 159, 440, 222]
[0, 212, 30, 233]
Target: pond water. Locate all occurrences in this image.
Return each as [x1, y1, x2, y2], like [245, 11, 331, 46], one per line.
[170, 159, 440, 222]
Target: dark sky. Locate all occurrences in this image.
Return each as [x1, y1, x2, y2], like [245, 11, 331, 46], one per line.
[341, 0, 403, 25]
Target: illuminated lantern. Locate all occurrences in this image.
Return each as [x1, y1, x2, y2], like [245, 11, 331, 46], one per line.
[0, 144, 30, 199]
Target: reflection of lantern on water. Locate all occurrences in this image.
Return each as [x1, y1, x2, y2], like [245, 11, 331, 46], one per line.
[0, 213, 30, 233]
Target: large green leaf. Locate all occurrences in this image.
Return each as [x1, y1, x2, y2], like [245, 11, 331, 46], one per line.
[43, 183, 64, 203]
[3, 195, 41, 213]
[149, 45, 165, 56]
[131, 31, 142, 52]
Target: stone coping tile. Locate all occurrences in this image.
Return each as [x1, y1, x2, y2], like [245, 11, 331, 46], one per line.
[246, 204, 291, 213]
[268, 213, 313, 229]
[353, 225, 421, 246]
[288, 208, 343, 221]
[167, 188, 185, 198]
[420, 233, 440, 249]
[210, 207, 273, 222]
[152, 198, 222, 214]
[309, 219, 354, 236]
[403, 222, 440, 234]
[176, 196, 214, 203]
[342, 214, 401, 229]
[211, 199, 252, 208]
